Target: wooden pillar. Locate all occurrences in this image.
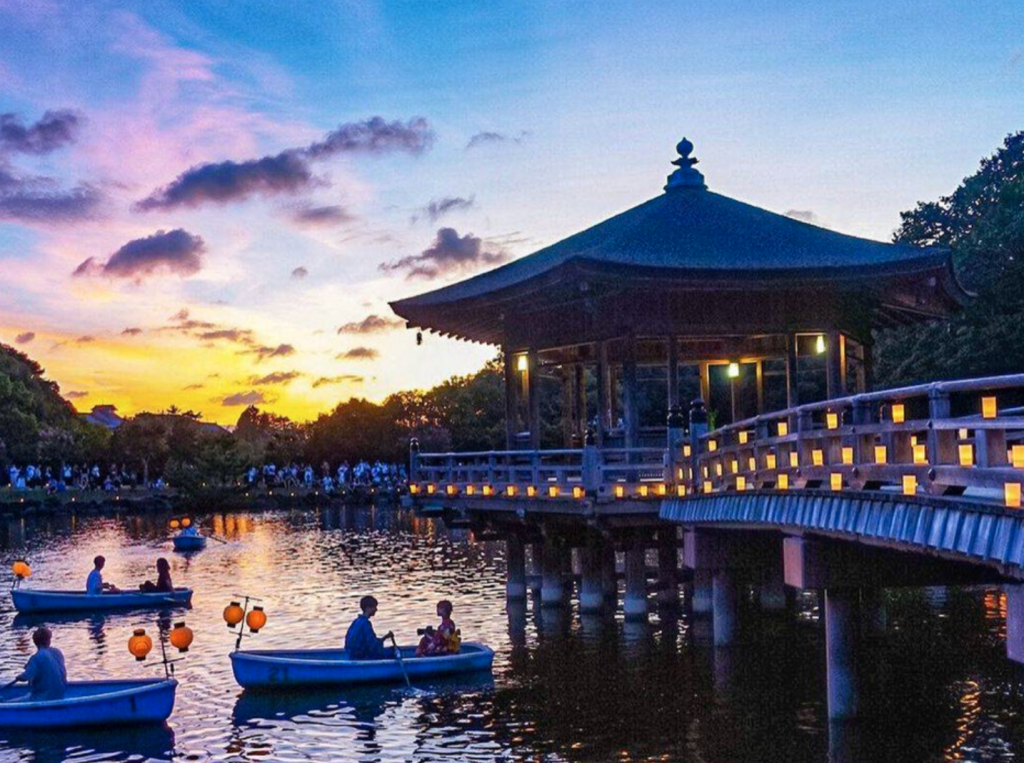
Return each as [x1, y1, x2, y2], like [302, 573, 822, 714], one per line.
[699, 361, 711, 406]
[575, 363, 586, 441]
[825, 331, 844, 400]
[560, 366, 574, 447]
[755, 360, 764, 414]
[667, 336, 679, 411]
[623, 336, 638, 449]
[528, 347, 541, 449]
[785, 333, 799, 408]
[597, 341, 610, 447]
[503, 346, 519, 449]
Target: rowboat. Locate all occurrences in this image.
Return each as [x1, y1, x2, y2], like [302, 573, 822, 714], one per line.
[11, 588, 193, 614]
[172, 533, 207, 551]
[230, 642, 495, 689]
[0, 679, 176, 728]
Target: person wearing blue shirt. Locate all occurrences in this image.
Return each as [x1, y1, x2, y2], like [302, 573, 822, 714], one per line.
[344, 596, 394, 660]
[14, 627, 67, 700]
[86, 555, 119, 595]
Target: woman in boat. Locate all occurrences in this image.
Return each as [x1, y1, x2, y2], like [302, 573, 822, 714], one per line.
[415, 625, 438, 657]
[430, 600, 459, 655]
[140, 558, 173, 593]
[12, 627, 67, 700]
[344, 595, 394, 660]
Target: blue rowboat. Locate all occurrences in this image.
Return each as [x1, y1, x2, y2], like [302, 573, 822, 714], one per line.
[0, 679, 176, 728]
[172, 533, 207, 551]
[230, 642, 495, 689]
[11, 588, 193, 614]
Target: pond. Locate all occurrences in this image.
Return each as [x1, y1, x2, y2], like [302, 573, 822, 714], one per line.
[1, 506, 1023, 762]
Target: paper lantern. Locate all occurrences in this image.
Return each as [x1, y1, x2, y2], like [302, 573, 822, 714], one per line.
[516, 354, 528, 372]
[842, 447, 854, 465]
[827, 412, 839, 430]
[815, 335, 826, 354]
[128, 629, 152, 661]
[703, 480, 713, 494]
[729, 460, 738, 474]
[766, 453, 777, 470]
[505, 485, 516, 497]
[958, 428, 969, 440]
[727, 362, 740, 379]
[676, 485, 687, 497]
[656, 484, 668, 497]
[1006, 483, 1022, 509]
[446, 484, 457, 496]
[715, 463, 723, 477]
[708, 440, 717, 452]
[169, 519, 180, 530]
[426, 484, 436, 495]
[778, 473, 790, 490]
[913, 444, 928, 465]
[748, 457, 756, 472]
[830, 473, 843, 491]
[181, 518, 191, 528]
[614, 484, 625, 499]
[572, 486, 585, 499]
[169, 622, 193, 653]
[466, 485, 476, 496]
[526, 485, 537, 497]
[892, 403, 905, 424]
[409, 484, 420, 495]
[875, 445, 888, 464]
[1013, 446, 1024, 469]
[902, 475, 917, 496]
[982, 397, 997, 419]
[739, 431, 748, 445]
[638, 484, 650, 498]
[246, 606, 267, 633]
[777, 421, 789, 437]
[812, 449, 824, 466]
[683, 444, 692, 457]
[547, 485, 559, 498]
[482, 485, 493, 496]
[736, 476, 746, 492]
[224, 601, 244, 628]
[789, 451, 799, 468]
[958, 444, 974, 467]
[11, 560, 31, 579]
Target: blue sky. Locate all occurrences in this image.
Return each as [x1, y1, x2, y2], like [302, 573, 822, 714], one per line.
[0, 0, 1021, 422]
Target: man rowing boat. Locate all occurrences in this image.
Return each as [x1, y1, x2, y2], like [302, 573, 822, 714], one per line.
[344, 596, 394, 660]
[11, 627, 66, 700]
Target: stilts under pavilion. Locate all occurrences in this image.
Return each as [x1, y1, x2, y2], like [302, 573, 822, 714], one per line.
[390, 138, 966, 450]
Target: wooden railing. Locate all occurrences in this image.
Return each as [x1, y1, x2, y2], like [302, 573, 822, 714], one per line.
[693, 374, 1024, 508]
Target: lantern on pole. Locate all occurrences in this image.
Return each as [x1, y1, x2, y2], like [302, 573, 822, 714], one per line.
[169, 622, 194, 653]
[128, 629, 153, 661]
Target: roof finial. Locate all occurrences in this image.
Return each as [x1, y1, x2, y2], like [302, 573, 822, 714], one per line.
[665, 136, 707, 191]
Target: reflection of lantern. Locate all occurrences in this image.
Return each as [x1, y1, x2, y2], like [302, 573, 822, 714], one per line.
[128, 628, 153, 661]
[169, 519, 180, 530]
[224, 601, 244, 628]
[246, 606, 267, 633]
[11, 560, 31, 579]
[182, 518, 192, 528]
[170, 622, 194, 652]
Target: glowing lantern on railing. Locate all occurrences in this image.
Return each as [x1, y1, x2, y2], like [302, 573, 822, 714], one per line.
[170, 622, 193, 652]
[426, 484, 436, 495]
[892, 403, 906, 424]
[482, 485, 493, 497]
[777, 421, 789, 437]
[683, 444, 692, 458]
[656, 484, 668, 497]
[224, 601, 244, 628]
[913, 444, 928, 465]
[875, 445, 888, 464]
[246, 606, 267, 633]
[765, 453, 777, 470]
[778, 473, 790, 490]
[409, 484, 420, 495]
[736, 476, 746, 492]
[638, 484, 650, 498]
[748, 457, 756, 472]
[614, 484, 625, 499]
[676, 485, 687, 497]
[572, 486, 585, 499]
[842, 447, 853, 465]
[958, 428, 969, 440]
[830, 473, 843, 491]
[958, 444, 974, 467]
[703, 480, 713, 494]
[446, 484, 457, 496]
[715, 463, 723, 477]
[1012, 446, 1024, 469]
[827, 412, 839, 430]
[812, 450, 824, 466]
[526, 485, 537, 498]
[708, 440, 717, 452]
[11, 560, 31, 579]
[902, 474, 917, 496]
[983, 396, 998, 420]
[506, 485, 517, 497]
[815, 335, 826, 354]
[789, 451, 799, 468]
[1006, 483, 1022, 509]
[729, 460, 738, 474]
[128, 629, 152, 661]
[548, 485, 559, 498]
[466, 485, 476, 496]
[739, 431, 748, 445]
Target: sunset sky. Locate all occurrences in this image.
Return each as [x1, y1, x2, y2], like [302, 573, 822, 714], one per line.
[1, 0, 1021, 424]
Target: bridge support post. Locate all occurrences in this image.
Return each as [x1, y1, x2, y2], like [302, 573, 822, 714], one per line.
[540, 538, 566, 607]
[528, 543, 542, 594]
[825, 587, 861, 721]
[580, 539, 605, 613]
[712, 569, 740, 646]
[602, 544, 618, 605]
[692, 570, 713, 613]
[624, 536, 648, 620]
[657, 529, 680, 607]
[506, 535, 527, 600]
[1006, 584, 1024, 663]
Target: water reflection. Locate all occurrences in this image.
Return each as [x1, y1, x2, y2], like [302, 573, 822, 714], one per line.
[1, 507, 1024, 761]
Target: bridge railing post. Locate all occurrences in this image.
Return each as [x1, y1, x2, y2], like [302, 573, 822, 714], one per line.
[689, 398, 708, 492]
[927, 385, 957, 472]
[667, 406, 686, 486]
[583, 429, 600, 494]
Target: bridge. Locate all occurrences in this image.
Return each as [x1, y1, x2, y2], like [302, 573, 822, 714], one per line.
[408, 373, 1024, 720]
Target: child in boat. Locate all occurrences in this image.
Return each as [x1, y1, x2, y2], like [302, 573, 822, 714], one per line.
[344, 595, 394, 660]
[140, 558, 173, 593]
[86, 556, 119, 594]
[431, 600, 460, 654]
[13, 627, 67, 700]
[416, 625, 439, 657]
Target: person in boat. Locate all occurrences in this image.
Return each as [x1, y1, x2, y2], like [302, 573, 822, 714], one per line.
[415, 625, 439, 657]
[12, 627, 67, 701]
[431, 599, 460, 655]
[86, 556, 119, 594]
[344, 595, 394, 660]
[139, 558, 173, 593]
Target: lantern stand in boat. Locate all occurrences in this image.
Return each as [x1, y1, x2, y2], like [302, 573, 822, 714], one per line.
[10, 559, 31, 590]
[224, 594, 267, 650]
[130, 619, 195, 679]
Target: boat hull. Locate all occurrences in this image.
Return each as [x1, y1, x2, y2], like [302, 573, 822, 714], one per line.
[230, 643, 495, 689]
[0, 679, 176, 728]
[172, 535, 207, 551]
[11, 588, 193, 614]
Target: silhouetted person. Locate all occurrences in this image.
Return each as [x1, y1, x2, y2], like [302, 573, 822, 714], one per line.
[86, 555, 119, 594]
[344, 595, 393, 660]
[140, 558, 173, 593]
[14, 627, 66, 700]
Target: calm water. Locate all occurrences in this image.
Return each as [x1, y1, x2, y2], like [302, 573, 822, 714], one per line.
[1, 506, 1024, 763]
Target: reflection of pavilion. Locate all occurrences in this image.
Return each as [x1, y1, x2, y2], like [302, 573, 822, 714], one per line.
[393, 138, 964, 446]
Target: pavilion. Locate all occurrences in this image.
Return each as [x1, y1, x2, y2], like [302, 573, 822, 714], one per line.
[390, 138, 967, 451]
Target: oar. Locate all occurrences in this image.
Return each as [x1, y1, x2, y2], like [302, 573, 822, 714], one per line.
[206, 534, 229, 544]
[389, 633, 412, 689]
[0, 678, 20, 702]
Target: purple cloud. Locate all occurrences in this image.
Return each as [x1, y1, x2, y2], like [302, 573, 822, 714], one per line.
[337, 314, 404, 334]
[291, 266, 308, 279]
[74, 229, 204, 281]
[65, 390, 88, 399]
[466, 130, 528, 150]
[0, 179, 103, 224]
[305, 116, 434, 159]
[313, 374, 364, 387]
[199, 328, 253, 344]
[0, 110, 82, 155]
[244, 343, 295, 361]
[15, 331, 35, 344]
[290, 204, 351, 227]
[380, 227, 509, 280]
[222, 390, 267, 406]
[336, 346, 378, 360]
[121, 327, 143, 336]
[250, 371, 301, 385]
[414, 196, 474, 224]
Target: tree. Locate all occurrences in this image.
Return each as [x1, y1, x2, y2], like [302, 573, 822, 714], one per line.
[874, 132, 1024, 388]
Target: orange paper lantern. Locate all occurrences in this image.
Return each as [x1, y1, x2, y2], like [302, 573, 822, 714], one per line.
[128, 628, 153, 661]
[246, 606, 267, 633]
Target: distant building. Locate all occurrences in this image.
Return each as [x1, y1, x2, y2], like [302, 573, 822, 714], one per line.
[82, 404, 124, 430]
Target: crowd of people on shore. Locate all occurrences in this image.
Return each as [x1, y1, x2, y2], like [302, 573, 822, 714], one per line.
[0, 460, 407, 495]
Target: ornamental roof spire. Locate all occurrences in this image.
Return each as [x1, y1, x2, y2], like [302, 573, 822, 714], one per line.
[665, 137, 707, 191]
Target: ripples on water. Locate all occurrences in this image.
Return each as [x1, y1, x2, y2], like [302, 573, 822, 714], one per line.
[1, 507, 1024, 762]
